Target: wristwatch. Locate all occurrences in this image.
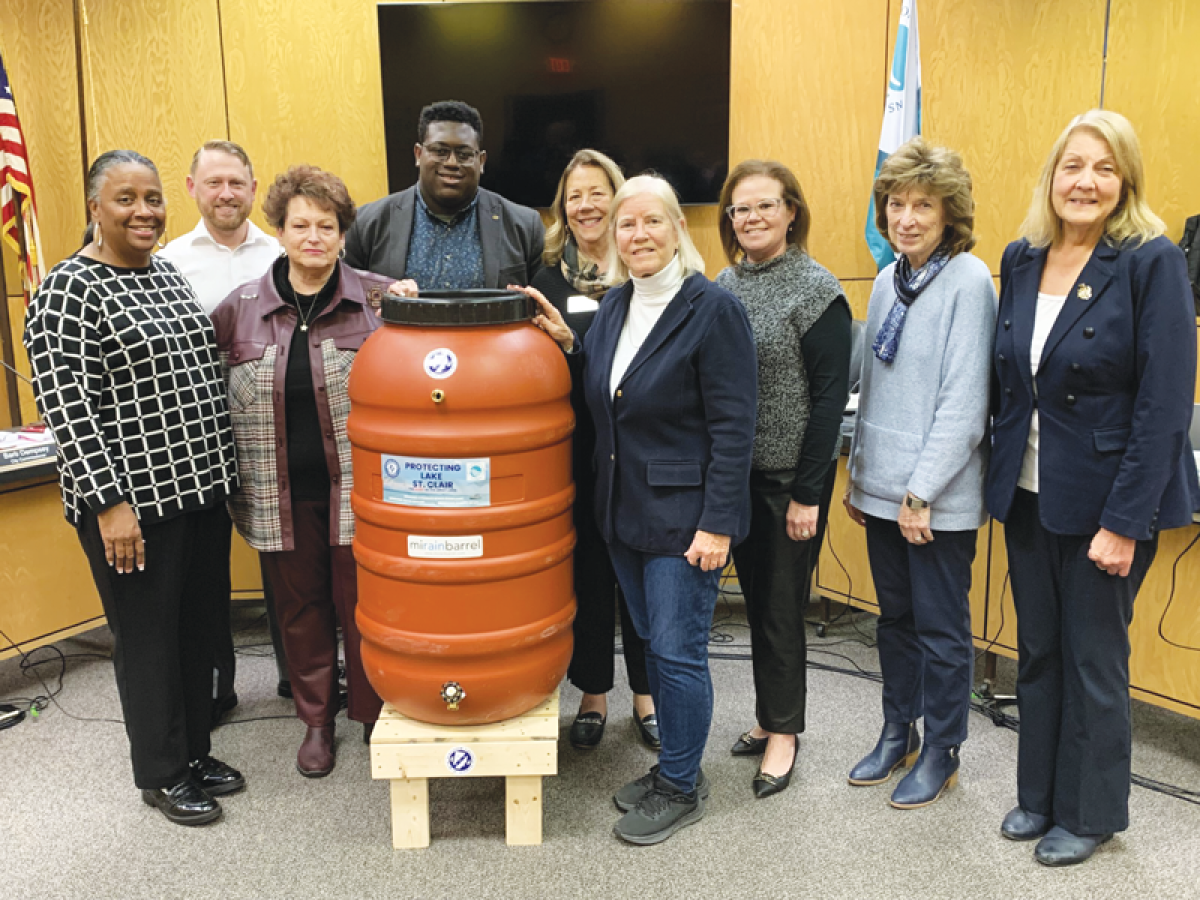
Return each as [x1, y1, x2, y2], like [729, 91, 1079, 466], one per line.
[904, 493, 929, 511]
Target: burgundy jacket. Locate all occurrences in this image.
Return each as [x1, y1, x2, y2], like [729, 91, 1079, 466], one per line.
[211, 262, 391, 551]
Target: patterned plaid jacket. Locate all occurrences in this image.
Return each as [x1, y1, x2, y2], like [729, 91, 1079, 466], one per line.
[211, 262, 390, 551]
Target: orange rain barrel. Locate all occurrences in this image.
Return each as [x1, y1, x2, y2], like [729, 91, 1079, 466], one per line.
[348, 290, 575, 725]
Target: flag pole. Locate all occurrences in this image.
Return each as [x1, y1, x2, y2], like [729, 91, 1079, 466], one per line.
[0, 202, 22, 425]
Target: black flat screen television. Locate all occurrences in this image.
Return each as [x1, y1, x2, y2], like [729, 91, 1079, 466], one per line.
[377, 0, 731, 207]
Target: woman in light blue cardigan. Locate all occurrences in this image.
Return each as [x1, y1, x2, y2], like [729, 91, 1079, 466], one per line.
[844, 138, 996, 809]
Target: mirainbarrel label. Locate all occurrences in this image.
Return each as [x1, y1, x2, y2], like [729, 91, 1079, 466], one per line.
[423, 348, 457, 379]
[408, 535, 484, 559]
[381, 455, 490, 507]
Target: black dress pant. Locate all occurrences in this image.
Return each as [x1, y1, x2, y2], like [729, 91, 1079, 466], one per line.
[567, 498, 650, 697]
[77, 504, 229, 790]
[731, 461, 837, 734]
[1006, 489, 1157, 835]
[864, 514, 976, 748]
[211, 506, 236, 704]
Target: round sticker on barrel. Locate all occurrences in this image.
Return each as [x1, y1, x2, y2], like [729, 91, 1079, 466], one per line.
[446, 746, 475, 774]
[424, 348, 457, 379]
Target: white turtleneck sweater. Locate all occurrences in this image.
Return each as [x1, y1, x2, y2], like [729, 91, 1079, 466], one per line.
[609, 254, 685, 397]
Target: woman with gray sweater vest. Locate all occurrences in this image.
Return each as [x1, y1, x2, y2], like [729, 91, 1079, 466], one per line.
[844, 138, 996, 809]
[715, 161, 851, 798]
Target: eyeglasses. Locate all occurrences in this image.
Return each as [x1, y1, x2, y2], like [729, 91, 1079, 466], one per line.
[725, 198, 787, 221]
[421, 144, 480, 164]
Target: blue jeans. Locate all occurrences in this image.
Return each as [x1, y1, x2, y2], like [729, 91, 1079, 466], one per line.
[606, 540, 722, 793]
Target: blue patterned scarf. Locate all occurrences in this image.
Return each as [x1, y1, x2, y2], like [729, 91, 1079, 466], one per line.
[872, 245, 952, 363]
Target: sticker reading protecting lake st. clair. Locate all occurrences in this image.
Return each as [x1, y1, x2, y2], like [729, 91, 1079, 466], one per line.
[423, 347, 457, 379]
[381, 455, 490, 507]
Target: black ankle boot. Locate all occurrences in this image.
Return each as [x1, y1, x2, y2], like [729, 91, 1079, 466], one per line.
[848, 722, 919, 786]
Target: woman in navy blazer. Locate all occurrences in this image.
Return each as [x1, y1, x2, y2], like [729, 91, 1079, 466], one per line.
[988, 110, 1198, 867]
[524, 174, 756, 846]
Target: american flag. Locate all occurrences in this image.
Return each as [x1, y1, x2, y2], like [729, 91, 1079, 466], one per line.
[0, 51, 45, 296]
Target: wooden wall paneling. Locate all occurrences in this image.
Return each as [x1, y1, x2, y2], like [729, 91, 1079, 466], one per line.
[0, 482, 103, 656]
[730, 0, 888, 282]
[79, 0, 227, 243]
[919, 0, 1108, 274]
[1105, 0, 1200, 243]
[219, 0, 390, 234]
[0, 0, 86, 275]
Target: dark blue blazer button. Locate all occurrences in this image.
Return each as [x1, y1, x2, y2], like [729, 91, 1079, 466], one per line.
[1071, 362, 1082, 372]
[998, 353, 1006, 362]
[1004, 320, 1011, 329]
[1065, 394, 1077, 406]
[1005, 387, 1013, 396]
[1083, 326, 1095, 338]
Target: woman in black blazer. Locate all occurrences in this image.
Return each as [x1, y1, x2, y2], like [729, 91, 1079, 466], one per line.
[530, 150, 657, 752]
[524, 174, 756, 846]
[987, 110, 1198, 867]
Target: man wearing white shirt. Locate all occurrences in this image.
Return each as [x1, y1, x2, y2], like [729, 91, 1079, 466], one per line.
[160, 140, 288, 723]
[160, 140, 280, 313]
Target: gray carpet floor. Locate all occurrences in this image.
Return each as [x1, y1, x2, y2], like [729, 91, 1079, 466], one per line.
[1, 594, 1198, 900]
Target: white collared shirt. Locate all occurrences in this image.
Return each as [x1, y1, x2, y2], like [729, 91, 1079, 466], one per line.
[158, 219, 281, 314]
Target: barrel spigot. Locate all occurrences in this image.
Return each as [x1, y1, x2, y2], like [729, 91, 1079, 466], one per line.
[440, 681, 466, 710]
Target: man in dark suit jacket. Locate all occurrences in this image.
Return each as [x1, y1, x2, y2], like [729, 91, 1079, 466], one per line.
[345, 100, 543, 288]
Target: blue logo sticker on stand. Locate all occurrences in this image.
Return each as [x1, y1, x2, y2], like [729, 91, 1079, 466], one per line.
[446, 746, 475, 774]
[424, 348, 457, 380]
[381, 455, 490, 507]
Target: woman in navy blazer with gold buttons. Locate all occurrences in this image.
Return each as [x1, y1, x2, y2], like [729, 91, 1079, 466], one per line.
[988, 110, 1198, 867]
[523, 174, 756, 846]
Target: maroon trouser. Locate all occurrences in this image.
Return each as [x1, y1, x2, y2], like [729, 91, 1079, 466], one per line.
[260, 500, 382, 727]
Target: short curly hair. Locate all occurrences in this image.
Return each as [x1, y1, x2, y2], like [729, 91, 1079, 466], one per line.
[872, 137, 976, 257]
[262, 165, 356, 234]
[417, 100, 483, 145]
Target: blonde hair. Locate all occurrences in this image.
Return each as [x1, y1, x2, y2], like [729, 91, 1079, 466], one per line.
[872, 137, 976, 257]
[1020, 109, 1165, 249]
[607, 174, 705, 282]
[543, 149, 625, 267]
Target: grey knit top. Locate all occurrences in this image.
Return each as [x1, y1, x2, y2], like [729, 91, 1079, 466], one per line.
[717, 247, 845, 471]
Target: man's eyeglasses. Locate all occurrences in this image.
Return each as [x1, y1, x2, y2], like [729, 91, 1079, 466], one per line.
[725, 198, 787, 221]
[421, 144, 480, 164]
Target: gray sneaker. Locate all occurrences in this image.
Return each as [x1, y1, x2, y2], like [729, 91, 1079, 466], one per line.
[613, 774, 705, 845]
[613, 765, 710, 812]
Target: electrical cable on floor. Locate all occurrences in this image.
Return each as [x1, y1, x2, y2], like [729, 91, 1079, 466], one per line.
[0, 624, 123, 725]
[1157, 528, 1200, 652]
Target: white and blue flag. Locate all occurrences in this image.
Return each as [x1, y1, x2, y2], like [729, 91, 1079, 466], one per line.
[866, 0, 922, 270]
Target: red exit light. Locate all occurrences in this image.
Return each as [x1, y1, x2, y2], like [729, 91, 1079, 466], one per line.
[547, 57, 573, 74]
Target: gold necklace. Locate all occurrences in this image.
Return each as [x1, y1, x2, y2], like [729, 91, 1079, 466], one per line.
[296, 293, 320, 332]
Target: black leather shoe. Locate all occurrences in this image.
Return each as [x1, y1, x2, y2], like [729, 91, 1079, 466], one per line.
[848, 722, 919, 785]
[633, 712, 661, 751]
[277, 680, 293, 700]
[1001, 806, 1052, 841]
[753, 735, 799, 799]
[569, 712, 606, 749]
[889, 744, 960, 809]
[141, 780, 221, 826]
[363, 722, 375, 745]
[189, 756, 245, 796]
[731, 730, 768, 757]
[1034, 826, 1112, 867]
[210, 692, 238, 730]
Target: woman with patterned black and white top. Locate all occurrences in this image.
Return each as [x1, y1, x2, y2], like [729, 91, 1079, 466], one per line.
[715, 161, 852, 798]
[24, 150, 245, 827]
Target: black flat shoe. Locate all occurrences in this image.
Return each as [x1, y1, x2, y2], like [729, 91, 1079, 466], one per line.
[141, 780, 222, 826]
[731, 730, 769, 757]
[569, 712, 606, 749]
[752, 735, 798, 798]
[633, 712, 661, 751]
[363, 722, 375, 745]
[1034, 827, 1113, 867]
[189, 756, 245, 796]
[277, 680, 293, 700]
[1001, 806, 1052, 841]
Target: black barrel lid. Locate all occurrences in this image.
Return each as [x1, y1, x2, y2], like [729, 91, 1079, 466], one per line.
[381, 289, 534, 326]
